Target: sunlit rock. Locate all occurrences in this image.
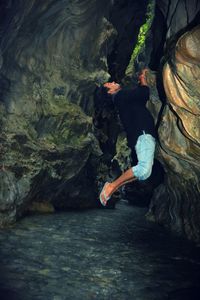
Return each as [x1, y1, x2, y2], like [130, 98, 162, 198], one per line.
[149, 25, 200, 242]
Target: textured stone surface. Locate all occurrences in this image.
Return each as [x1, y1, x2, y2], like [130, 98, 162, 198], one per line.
[157, 0, 200, 39]
[0, 201, 200, 300]
[148, 0, 200, 70]
[149, 25, 200, 242]
[107, 0, 148, 81]
[0, 0, 115, 225]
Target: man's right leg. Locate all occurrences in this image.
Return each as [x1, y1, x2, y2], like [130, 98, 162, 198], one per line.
[132, 132, 156, 181]
[99, 132, 156, 206]
[99, 168, 137, 206]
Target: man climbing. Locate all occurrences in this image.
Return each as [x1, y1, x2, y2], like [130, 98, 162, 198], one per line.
[99, 69, 157, 206]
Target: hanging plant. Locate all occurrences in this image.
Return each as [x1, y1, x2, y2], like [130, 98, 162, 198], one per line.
[125, 0, 155, 77]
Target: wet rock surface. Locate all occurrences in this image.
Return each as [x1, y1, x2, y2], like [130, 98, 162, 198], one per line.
[0, 201, 200, 300]
[149, 25, 200, 242]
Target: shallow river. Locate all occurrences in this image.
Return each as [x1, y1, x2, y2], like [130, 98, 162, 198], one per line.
[0, 200, 200, 300]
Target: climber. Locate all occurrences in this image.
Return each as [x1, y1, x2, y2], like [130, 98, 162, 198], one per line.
[99, 69, 156, 206]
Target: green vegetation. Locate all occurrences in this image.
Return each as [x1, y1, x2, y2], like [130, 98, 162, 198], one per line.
[125, 0, 155, 77]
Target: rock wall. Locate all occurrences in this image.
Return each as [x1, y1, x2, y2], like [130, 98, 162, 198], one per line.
[148, 0, 200, 70]
[0, 0, 114, 225]
[146, 0, 200, 242]
[150, 25, 200, 242]
[107, 0, 148, 81]
[157, 0, 200, 38]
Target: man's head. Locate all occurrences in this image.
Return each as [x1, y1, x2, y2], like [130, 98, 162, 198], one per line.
[103, 81, 121, 95]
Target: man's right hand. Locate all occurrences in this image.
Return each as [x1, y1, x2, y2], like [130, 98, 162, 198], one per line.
[138, 69, 148, 86]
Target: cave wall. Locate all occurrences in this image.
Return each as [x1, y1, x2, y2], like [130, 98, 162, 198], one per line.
[107, 0, 148, 81]
[147, 0, 200, 242]
[149, 25, 200, 242]
[0, 0, 115, 225]
[157, 0, 200, 38]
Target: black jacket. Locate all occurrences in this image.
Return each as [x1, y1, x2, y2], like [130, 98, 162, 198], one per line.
[113, 86, 156, 157]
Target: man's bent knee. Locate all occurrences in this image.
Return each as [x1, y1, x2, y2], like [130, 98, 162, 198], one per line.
[132, 161, 153, 181]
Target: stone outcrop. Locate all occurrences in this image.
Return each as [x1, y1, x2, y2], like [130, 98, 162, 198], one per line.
[143, 1, 200, 242]
[157, 0, 200, 39]
[0, 0, 114, 225]
[149, 25, 200, 242]
[107, 0, 148, 81]
[148, 0, 200, 70]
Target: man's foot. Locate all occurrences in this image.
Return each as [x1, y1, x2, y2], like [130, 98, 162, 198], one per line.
[99, 182, 113, 206]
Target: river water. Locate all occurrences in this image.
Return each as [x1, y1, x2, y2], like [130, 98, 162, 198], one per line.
[0, 200, 200, 300]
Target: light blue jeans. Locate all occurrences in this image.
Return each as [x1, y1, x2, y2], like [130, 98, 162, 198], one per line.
[132, 132, 156, 180]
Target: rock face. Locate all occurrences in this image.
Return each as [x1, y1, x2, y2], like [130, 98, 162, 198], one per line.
[157, 0, 200, 38]
[0, 0, 114, 225]
[145, 1, 200, 242]
[150, 25, 200, 242]
[107, 0, 148, 81]
[149, 0, 200, 70]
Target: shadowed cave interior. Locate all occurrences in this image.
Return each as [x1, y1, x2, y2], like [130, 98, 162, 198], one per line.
[0, 0, 200, 299]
